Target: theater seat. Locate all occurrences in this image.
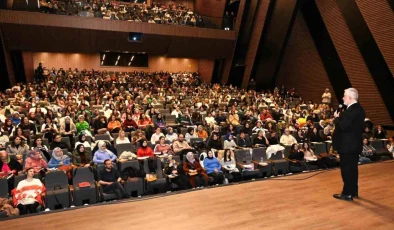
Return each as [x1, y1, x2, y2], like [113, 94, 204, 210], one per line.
[72, 167, 97, 206]
[45, 171, 71, 210]
[251, 148, 272, 177]
[234, 149, 260, 179]
[267, 150, 289, 176]
[119, 160, 144, 197]
[145, 158, 167, 194]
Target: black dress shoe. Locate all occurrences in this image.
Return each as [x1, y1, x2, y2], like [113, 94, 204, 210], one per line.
[333, 193, 353, 201]
[353, 195, 359, 199]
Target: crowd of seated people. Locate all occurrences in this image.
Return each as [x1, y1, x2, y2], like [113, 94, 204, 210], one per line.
[0, 64, 392, 217]
[10, 0, 206, 28]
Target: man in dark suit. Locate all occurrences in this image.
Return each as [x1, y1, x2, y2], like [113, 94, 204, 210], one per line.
[332, 88, 365, 201]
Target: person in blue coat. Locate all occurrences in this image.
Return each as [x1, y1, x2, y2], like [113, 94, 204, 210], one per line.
[203, 150, 224, 185]
[93, 141, 117, 164]
[47, 147, 71, 168]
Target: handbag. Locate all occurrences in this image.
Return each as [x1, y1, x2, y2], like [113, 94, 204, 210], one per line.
[78, 182, 91, 188]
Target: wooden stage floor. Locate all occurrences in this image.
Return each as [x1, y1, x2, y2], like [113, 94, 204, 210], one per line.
[4, 160, 394, 230]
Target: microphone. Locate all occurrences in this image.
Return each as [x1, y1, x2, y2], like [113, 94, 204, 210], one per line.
[336, 104, 343, 114]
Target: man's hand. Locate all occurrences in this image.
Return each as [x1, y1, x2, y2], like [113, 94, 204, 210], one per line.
[334, 111, 340, 118]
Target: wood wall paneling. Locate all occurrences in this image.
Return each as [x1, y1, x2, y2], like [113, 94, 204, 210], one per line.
[220, 0, 247, 85]
[242, 0, 271, 88]
[0, 10, 234, 40]
[355, 0, 394, 77]
[22, 51, 34, 83]
[197, 59, 215, 82]
[194, 0, 226, 18]
[276, 11, 337, 106]
[252, 0, 299, 90]
[30, 53, 199, 74]
[316, 0, 393, 125]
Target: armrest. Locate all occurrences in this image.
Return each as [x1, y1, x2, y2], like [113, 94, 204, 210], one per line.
[236, 162, 245, 169]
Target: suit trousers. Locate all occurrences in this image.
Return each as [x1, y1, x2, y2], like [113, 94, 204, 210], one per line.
[339, 153, 359, 196]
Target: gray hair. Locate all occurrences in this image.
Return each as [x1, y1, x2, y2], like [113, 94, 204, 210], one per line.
[345, 88, 359, 101]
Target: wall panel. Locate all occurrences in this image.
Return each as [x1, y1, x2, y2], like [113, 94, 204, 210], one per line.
[198, 59, 214, 82]
[316, 0, 392, 125]
[276, 11, 337, 105]
[242, 0, 271, 88]
[355, 0, 394, 77]
[30, 53, 199, 74]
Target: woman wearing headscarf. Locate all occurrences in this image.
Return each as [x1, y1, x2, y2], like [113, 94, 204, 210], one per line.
[1, 118, 14, 135]
[12, 167, 46, 215]
[24, 150, 48, 173]
[74, 133, 91, 148]
[47, 147, 71, 168]
[203, 150, 224, 185]
[59, 116, 77, 147]
[93, 141, 117, 164]
[137, 139, 156, 173]
[73, 144, 92, 167]
[223, 134, 238, 149]
[183, 152, 208, 188]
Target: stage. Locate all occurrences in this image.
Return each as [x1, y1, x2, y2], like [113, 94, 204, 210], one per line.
[4, 161, 394, 230]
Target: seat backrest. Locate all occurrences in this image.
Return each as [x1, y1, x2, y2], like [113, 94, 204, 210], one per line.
[116, 143, 134, 155]
[269, 151, 284, 160]
[370, 140, 383, 149]
[45, 171, 69, 190]
[61, 137, 71, 148]
[234, 149, 252, 164]
[190, 138, 203, 145]
[314, 143, 327, 156]
[252, 147, 267, 161]
[13, 175, 26, 189]
[118, 160, 140, 172]
[72, 167, 95, 185]
[165, 115, 176, 122]
[112, 133, 119, 141]
[0, 178, 8, 198]
[95, 134, 111, 141]
[156, 158, 164, 179]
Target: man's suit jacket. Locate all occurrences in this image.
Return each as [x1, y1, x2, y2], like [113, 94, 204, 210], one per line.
[332, 102, 365, 154]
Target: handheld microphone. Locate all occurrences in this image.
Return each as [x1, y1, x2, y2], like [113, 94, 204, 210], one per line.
[336, 104, 343, 113]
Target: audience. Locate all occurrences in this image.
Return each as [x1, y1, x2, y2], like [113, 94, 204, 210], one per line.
[12, 167, 46, 215]
[183, 152, 208, 188]
[98, 159, 130, 200]
[0, 65, 391, 215]
[93, 141, 117, 164]
[203, 150, 224, 185]
[24, 150, 48, 173]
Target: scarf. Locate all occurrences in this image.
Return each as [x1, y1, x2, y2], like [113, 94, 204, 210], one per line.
[52, 147, 67, 161]
[186, 152, 195, 164]
[96, 141, 114, 157]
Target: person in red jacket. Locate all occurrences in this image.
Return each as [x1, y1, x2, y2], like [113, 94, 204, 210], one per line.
[137, 139, 156, 173]
[123, 114, 138, 132]
[260, 109, 273, 122]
